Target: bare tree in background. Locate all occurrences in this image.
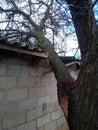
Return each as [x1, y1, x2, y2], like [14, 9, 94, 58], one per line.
[0, 0, 75, 54]
[63, 0, 98, 130]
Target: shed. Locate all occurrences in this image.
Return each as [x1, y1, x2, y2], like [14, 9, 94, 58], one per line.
[0, 40, 80, 130]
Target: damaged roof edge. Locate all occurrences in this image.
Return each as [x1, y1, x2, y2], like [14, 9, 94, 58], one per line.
[0, 42, 47, 58]
[0, 39, 80, 69]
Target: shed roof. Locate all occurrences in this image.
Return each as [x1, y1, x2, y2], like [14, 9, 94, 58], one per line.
[0, 38, 80, 69]
[0, 38, 46, 58]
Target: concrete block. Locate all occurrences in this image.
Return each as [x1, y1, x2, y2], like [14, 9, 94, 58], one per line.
[17, 77, 37, 88]
[51, 110, 61, 121]
[45, 120, 57, 130]
[27, 107, 42, 121]
[6, 88, 28, 101]
[29, 87, 46, 97]
[7, 127, 16, 130]
[7, 64, 28, 77]
[51, 95, 58, 103]
[37, 77, 52, 88]
[58, 117, 65, 127]
[37, 114, 50, 128]
[29, 67, 40, 77]
[42, 103, 55, 114]
[0, 77, 16, 89]
[18, 97, 37, 112]
[3, 113, 26, 129]
[17, 120, 36, 130]
[0, 63, 7, 76]
[0, 90, 6, 103]
[0, 103, 17, 117]
[38, 126, 45, 130]
[45, 82, 57, 103]
[38, 96, 51, 106]
[0, 117, 3, 130]
[45, 83, 57, 95]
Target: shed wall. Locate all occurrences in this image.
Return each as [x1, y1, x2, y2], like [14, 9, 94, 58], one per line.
[0, 53, 68, 130]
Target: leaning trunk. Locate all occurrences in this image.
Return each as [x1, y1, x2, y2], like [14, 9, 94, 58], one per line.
[35, 30, 74, 124]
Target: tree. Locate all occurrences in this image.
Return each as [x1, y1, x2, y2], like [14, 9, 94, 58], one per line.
[63, 0, 98, 130]
[0, 0, 98, 130]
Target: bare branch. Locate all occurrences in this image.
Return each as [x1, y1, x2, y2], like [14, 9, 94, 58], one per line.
[28, 0, 32, 16]
[40, 0, 53, 28]
[9, 0, 19, 9]
[0, 0, 76, 57]
[0, 5, 39, 30]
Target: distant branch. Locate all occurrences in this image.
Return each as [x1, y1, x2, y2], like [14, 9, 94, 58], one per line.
[40, 0, 53, 28]
[0, 6, 39, 31]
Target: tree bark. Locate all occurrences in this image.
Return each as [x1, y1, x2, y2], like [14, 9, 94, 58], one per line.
[68, 58, 98, 130]
[65, 0, 98, 129]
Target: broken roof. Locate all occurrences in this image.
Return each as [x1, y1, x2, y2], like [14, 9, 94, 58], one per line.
[0, 38, 80, 68]
[0, 38, 46, 58]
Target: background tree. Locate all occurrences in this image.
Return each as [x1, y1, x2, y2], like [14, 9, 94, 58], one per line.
[63, 0, 98, 130]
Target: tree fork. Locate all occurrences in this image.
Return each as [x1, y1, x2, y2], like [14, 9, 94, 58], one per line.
[64, 0, 98, 129]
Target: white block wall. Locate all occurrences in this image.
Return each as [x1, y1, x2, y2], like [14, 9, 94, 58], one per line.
[0, 53, 68, 130]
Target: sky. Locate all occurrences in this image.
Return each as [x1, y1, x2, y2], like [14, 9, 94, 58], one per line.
[66, 35, 79, 57]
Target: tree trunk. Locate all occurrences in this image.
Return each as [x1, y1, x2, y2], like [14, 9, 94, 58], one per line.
[34, 30, 74, 122]
[68, 57, 98, 130]
[65, 0, 98, 129]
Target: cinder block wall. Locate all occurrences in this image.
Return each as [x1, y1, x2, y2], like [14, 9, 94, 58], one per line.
[0, 52, 68, 130]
